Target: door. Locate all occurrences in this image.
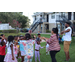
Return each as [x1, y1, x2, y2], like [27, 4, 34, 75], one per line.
[47, 14, 49, 22]
[73, 22, 75, 32]
[68, 12, 71, 20]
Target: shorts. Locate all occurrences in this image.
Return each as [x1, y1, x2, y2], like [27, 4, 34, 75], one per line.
[21, 51, 25, 56]
[64, 41, 71, 52]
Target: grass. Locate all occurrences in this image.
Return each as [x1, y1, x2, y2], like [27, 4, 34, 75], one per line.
[2, 33, 75, 62]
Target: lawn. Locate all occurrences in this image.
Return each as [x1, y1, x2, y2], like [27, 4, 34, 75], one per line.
[1, 33, 75, 62]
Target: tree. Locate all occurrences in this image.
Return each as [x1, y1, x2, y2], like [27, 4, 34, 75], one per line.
[0, 12, 30, 28]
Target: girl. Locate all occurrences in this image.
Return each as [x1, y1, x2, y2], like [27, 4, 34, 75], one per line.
[35, 38, 45, 62]
[18, 36, 25, 62]
[14, 41, 19, 59]
[24, 33, 34, 62]
[0, 36, 6, 62]
[4, 36, 17, 62]
[44, 27, 61, 62]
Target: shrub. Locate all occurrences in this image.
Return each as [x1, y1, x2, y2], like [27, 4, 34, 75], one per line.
[0, 29, 18, 33]
[46, 30, 51, 33]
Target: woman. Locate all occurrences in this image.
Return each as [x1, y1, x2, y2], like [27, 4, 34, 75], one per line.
[44, 27, 61, 62]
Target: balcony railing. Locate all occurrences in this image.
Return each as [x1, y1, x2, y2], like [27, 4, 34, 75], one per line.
[56, 14, 68, 22]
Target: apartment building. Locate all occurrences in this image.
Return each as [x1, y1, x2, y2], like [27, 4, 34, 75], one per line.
[30, 12, 75, 34]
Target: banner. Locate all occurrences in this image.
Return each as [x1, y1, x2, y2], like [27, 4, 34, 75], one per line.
[19, 40, 35, 56]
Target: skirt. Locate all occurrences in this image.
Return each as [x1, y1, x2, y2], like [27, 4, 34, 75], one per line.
[4, 53, 17, 62]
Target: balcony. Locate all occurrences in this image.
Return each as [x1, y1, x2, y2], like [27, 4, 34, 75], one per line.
[56, 15, 68, 22]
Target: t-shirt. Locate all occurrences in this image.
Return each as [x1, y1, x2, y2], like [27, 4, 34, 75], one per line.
[0, 45, 6, 55]
[35, 43, 43, 50]
[64, 27, 72, 41]
[18, 41, 24, 51]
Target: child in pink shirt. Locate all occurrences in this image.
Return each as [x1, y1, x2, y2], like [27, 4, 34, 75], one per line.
[14, 42, 18, 58]
[35, 38, 45, 62]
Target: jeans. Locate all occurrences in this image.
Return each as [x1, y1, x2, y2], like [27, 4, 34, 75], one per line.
[50, 50, 60, 62]
[0, 55, 5, 62]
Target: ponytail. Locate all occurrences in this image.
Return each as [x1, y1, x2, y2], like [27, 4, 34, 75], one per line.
[56, 27, 58, 39]
[52, 27, 58, 39]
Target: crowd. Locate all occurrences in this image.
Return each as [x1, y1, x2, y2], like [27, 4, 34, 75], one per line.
[0, 21, 72, 62]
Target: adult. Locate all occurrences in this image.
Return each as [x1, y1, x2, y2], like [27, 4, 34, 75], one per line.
[44, 28, 61, 62]
[61, 22, 72, 61]
[40, 15, 42, 22]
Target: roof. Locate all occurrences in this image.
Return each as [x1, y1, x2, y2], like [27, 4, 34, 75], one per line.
[32, 12, 54, 17]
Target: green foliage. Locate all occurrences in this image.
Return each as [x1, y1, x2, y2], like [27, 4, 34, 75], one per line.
[0, 29, 18, 33]
[46, 30, 51, 33]
[0, 12, 30, 28]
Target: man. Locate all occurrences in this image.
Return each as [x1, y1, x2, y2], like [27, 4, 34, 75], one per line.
[61, 22, 72, 61]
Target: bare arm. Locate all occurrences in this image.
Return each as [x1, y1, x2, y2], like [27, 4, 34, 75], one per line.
[61, 29, 70, 34]
[10, 44, 14, 60]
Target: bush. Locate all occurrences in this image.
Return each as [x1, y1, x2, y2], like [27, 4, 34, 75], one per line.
[46, 30, 51, 33]
[0, 29, 18, 33]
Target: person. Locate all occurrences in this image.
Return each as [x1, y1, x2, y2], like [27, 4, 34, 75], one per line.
[0, 36, 6, 62]
[14, 41, 19, 60]
[24, 33, 34, 62]
[18, 36, 25, 62]
[36, 33, 42, 55]
[46, 43, 49, 55]
[61, 22, 72, 61]
[4, 36, 17, 62]
[35, 38, 45, 62]
[1, 34, 7, 44]
[28, 30, 32, 35]
[44, 27, 61, 62]
[40, 15, 42, 22]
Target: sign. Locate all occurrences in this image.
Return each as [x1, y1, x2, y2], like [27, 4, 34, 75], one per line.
[19, 40, 35, 57]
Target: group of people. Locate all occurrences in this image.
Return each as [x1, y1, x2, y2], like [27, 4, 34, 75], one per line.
[0, 21, 72, 62]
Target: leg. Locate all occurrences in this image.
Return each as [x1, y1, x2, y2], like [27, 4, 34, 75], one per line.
[35, 51, 37, 62]
[50, 51, 57, 62]
[46, 47, 47, 55]
[37, 51, 40, 62]
[64, 41, 71, 61]
[21, 56, 24, 62]
[65, 52, 69, 61]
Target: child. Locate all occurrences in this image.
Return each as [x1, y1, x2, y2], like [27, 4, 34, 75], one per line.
[46, 43, 49, 55]
[4, 36, 17, 62]
[24, 33, 34, 62]
[35, 38, 45, 62]
[36, 33, 42, 55]
[18, 36, 25, 62]
[14, 41, 19, 59]
[0, 36, 6, 62]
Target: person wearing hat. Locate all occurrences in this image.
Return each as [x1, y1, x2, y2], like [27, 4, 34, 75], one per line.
[61, 22, 72, 61]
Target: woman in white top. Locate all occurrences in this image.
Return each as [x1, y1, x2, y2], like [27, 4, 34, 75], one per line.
[4, 36, 17, 62]
[61, 22, 72, 61]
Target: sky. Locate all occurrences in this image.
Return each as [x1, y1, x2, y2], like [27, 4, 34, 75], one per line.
[23, 12, 34, 24]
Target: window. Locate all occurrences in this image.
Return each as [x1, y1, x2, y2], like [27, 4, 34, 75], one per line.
[51, 14, 55, 19]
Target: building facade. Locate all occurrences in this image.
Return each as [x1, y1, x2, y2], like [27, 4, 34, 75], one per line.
[30, 12, 75, 34]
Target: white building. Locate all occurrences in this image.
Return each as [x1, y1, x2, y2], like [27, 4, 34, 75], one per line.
[30, 12, 75, 34]
[0, 23, 14, 30]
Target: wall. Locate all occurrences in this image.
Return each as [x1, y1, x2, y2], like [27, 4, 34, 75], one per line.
[0, 23, 9, 30]
[49, 23, 56, 31]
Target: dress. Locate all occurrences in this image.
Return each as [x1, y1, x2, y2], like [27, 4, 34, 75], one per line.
[4, 42, 17, 62]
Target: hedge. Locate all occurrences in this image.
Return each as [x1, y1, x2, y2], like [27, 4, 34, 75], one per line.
[46, 30, 51, 33]
[0, 29, 19, 33]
